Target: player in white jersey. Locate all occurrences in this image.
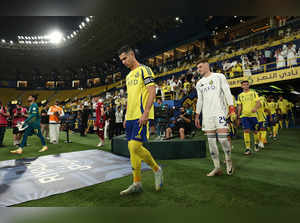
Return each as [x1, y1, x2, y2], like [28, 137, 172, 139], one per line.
[195, 58, 236, 176]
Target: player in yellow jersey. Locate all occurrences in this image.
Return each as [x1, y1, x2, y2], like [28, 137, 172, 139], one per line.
[287, 101, 295, 128]
[257, 95, 270, 148]
[277, 96, 289, 129]
[237, 80, 261, 155]
[266, 96, 279, 140]
[118, 45, 163, 195]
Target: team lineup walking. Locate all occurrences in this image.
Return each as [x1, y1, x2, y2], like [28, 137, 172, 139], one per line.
[0, 16, 299, 208]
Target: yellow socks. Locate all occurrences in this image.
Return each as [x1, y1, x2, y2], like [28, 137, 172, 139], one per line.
[279, 120, 283, 129]
[128, 140, 159, 183]
[253, 132, 259, 145]
[244, 132, 251, 149]
[259, 130, 267, 144]
[128, 141, 142, 183]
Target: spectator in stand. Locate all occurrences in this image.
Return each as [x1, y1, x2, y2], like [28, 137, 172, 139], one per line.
[161, 80, 171, 101]
[0, 100, 10, 147]
[169, 77, 177, 100]
[287, 43, 297, 67]
[241, 55, 252, 76]
[115, 106, 124, 136]
[183, 78, 191, 95]
[275, 48, 286, 69]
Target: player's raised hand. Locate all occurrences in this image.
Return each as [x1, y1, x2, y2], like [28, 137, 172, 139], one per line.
[195, 118, 201, 129]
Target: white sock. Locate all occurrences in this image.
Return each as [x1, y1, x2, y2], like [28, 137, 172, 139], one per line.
[207, 133, 220, 169]
[134, 182, 142, 186]
[218, 133, 232, 162]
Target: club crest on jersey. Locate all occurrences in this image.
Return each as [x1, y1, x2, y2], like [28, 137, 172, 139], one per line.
[201, 81, 216, 93]
[135, 72, 139, 78]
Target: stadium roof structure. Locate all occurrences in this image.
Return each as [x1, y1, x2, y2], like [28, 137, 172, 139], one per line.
[0, 16, 253, 80]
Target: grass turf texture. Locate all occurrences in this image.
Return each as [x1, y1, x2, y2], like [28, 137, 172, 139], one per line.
[1, 128, 300, 207]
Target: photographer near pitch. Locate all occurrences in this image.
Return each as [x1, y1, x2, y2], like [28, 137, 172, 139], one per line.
[12, 101, 28, 146]
[165, 106, 192, 140]
[0, 100, 10, 147]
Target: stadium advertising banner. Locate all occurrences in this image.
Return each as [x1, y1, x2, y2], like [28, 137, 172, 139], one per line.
[228, 67, 300, 88]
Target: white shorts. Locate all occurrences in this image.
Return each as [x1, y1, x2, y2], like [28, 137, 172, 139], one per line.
[202, 115, 228, 132]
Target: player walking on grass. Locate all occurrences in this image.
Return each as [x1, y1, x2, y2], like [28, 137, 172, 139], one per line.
[237, 80, 261, 155]
[10, 95, 48, 154]
[195, 58, 236, 177]
[267, 96, 279, 140]
[118, 45, 163, 195]
[257, 96, 270, 149]
[277, 96, 289, 129]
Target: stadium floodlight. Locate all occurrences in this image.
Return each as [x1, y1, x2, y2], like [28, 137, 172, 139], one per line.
[153, 34, 157, 39]
[71, 34, 74, 38]
[86, 17, 90, 22]
[175, 17, 180, 21]
[10, 40, 13, 44]
[73, 31, 77, 35]
[28, 41, 32, 44]
[48, 30, 63, 44]
[291, 90, 300, 95]
[270, 85, 283, 90]
[67, 35, 70, 39]
[81, 22, 86, 27]
[79, 24, 82, 29]
[1, 39, 6, 43]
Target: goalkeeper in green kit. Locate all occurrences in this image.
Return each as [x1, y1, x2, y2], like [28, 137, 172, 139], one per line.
[10, 95, 48, 154]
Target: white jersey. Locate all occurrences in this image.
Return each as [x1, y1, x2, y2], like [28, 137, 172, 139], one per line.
[196, 73, 233, 120]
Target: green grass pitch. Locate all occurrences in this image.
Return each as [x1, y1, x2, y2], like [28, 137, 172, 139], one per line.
[0, 128, 300, 207]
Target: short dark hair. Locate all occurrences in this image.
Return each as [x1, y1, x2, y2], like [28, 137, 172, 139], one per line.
[196, 57, 209, 64]
[118, 45, 133, 56]
[31, 94, 38, 101]
[241, 80, 249, 84]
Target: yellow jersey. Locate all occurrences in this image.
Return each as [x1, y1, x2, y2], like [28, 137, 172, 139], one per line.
[183, 82, 191, 91]
[257, 96, 267, 122]
[232, 95, 237, 107]
[277, 99, 289, 114]
[287, 101, 294, 112]
[125, 65, 155, 121]
[267, 101, 278, 115]
[237, 90, 260, 118]
[162, 84, 171, 94]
